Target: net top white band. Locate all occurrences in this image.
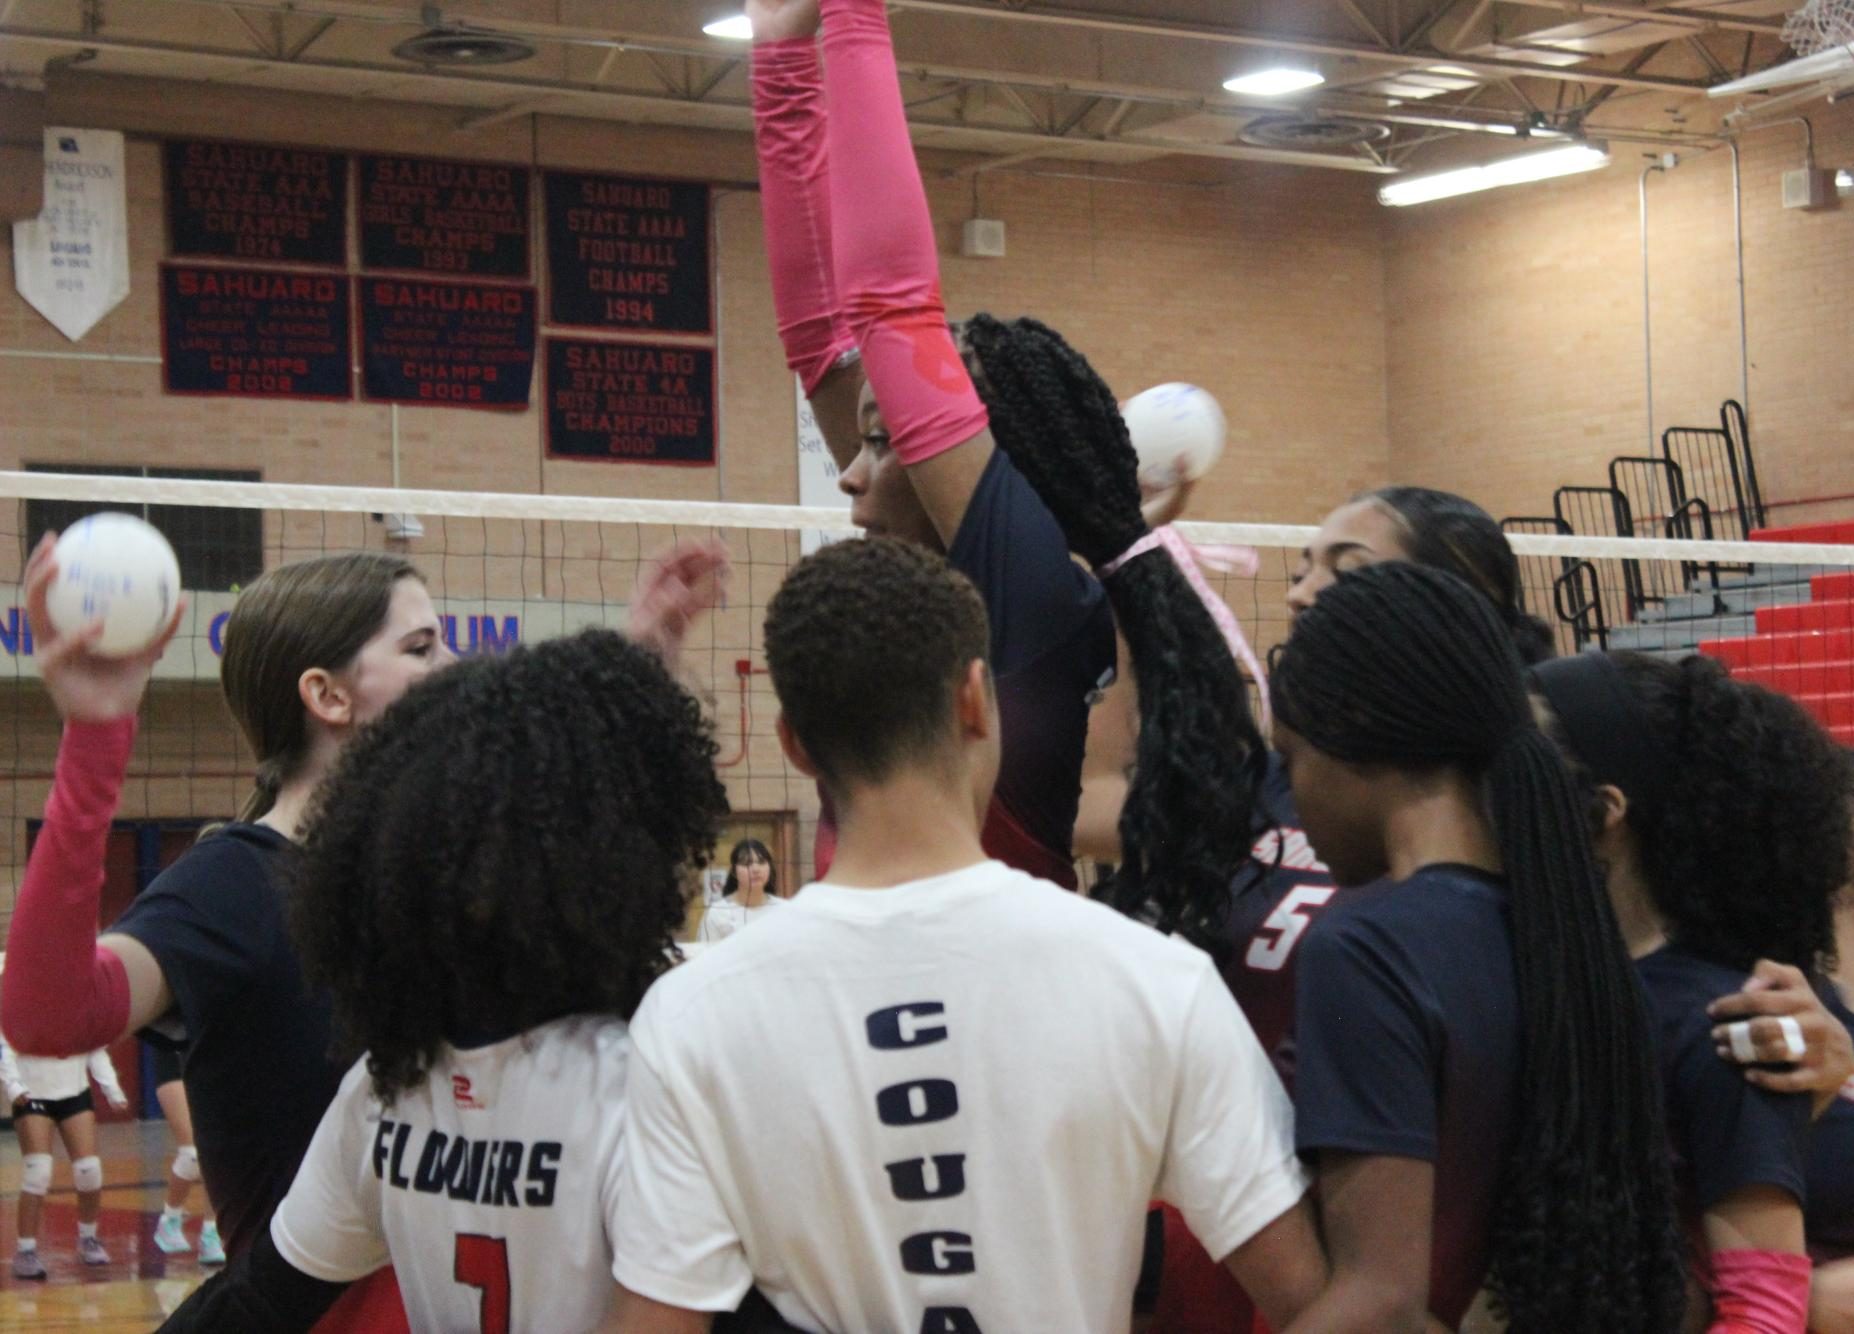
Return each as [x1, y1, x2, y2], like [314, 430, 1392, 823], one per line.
[6, 470, 1854, 567]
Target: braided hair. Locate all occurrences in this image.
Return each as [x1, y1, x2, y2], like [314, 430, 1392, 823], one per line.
[1542, 652, 1849, 974]
[960, 314, 1265, 935]
[1270, 563, 1685, 1334]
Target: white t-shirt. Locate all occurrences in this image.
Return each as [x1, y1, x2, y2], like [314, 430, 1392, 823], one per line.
[697, 894, 784, 944]
[0, 1043, 123, 1105]
[614, 861, 1307, 1333]
[272, 1016, 630, 1334]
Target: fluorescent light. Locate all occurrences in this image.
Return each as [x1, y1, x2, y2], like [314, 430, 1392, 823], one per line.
[1378, 142, 1611, 207]
[702, 13, 754, 40]
[1223, 68, 1325, 97]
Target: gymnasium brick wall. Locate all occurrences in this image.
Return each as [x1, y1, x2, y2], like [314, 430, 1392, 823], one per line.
[0, 72, 1388, 933]
[1387, 96, 1854, 528]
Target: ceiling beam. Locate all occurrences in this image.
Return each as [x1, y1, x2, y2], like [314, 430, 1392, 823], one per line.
[1485, 1, 1783, 36]
[885, 0, 1713, 91]
[0, 24, 1404, 173]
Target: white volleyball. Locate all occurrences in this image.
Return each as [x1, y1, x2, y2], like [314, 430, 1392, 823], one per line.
[46, 513, 183, 656]
[1123, 382, 1227, 490]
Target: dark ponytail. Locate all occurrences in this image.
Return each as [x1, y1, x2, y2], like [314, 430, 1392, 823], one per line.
[1363, 486, 1555, 665]
[1269, 562, 1685, 1333]
[1536, 651, 1850, 974]
[960, 314, 1265, 935]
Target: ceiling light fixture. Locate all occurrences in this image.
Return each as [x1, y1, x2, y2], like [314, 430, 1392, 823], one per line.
[1222, 68, 1326, 97]
[1378, 141, 1611, 207]
[702, 14, 755, 40]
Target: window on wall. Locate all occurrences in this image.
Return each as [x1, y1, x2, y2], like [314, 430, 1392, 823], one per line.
[23, 463, 264, 591]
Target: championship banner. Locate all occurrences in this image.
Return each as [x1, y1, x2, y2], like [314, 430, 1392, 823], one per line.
[544, 171, 711, 334]
[160, 264, 352, 401]
[165, 139, 347, 266]
[360, 277, 536, 410]
[358, 154, 530, 279]
[11, 128, 130, 341]
[544, 337, 715, 466]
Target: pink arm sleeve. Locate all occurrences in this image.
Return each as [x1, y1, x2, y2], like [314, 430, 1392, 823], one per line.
[820, 0, 988, 466]
[1706, 1249, 1811, 1334]
[0, 718, 135, 1056]
[751, 38, 859, 396]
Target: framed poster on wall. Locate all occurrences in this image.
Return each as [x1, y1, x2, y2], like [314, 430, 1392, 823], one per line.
[543, 336, 714, 465]
[357, 154, 530, 279]
[164, 139, 347, 267]
[543, 171, 711, 335]
[359, 277, 536, 409]
[160, 263, 351, 401]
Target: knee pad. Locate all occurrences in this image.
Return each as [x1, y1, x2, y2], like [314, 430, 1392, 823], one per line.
[172, 1145, 200, 1182]
[20, 1154, 53, 1196]
[71, 1155, 102, 1193]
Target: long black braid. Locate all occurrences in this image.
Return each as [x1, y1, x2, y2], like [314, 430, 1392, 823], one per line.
[1270, 562, 1686, 1334]
[961, 313, 1265, 935]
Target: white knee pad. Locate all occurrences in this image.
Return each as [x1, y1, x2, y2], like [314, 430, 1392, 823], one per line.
[172, 1145, 201, 1182]
[71, 1155, 102, 1193]
[20, 1153, 53, 1196]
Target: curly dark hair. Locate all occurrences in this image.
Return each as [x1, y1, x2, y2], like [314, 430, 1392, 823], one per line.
[290, 628, 728, 1103]
[764, 537, 990, 794]
[1545, 652, 1849, 973]
[1271, 563, 1686, 1334]
[960, 314, 1266, 935]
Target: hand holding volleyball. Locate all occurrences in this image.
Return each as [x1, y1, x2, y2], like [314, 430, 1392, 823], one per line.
[24, 522, 187, 724]
[1123, 383, 1227, 494]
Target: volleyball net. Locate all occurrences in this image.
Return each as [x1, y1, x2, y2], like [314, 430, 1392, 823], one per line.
[4, 470, 1852, 937]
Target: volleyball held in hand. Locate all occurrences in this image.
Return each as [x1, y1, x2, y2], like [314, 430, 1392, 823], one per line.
[46, 513, 183, 656]
[1123, 382, 1227, 491]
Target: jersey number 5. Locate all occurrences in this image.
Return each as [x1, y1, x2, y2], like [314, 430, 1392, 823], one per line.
[455, 1234, 511, 1334]
[1245, 886, 1337, 972]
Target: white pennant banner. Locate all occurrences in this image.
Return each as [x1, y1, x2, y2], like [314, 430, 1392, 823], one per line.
[12, 127, 130, 341]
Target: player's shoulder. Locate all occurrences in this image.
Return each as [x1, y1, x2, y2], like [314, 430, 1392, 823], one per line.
[1635, 945, 1747, 1041]
[138, 822, 289, 905]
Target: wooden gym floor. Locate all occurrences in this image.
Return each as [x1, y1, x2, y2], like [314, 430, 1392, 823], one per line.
[0, 1120, 207, 1331]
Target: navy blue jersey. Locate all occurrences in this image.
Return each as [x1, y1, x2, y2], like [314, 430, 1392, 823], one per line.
[816, 450, 1114, 887]
[112, 823, 344, 1259]
[1636, 946, 1812, 1235]
[1293, 864, 1521, 1328]
[1808, 986, 1854, 1260]
[1205, 756, 1349, 1086]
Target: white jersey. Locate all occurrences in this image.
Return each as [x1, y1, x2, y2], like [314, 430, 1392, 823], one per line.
[272, 1016, 631, 1334]
[0, 1043, 123, 1105]
[697, 893, 784, 944]
[615, 861, 1308, 1333]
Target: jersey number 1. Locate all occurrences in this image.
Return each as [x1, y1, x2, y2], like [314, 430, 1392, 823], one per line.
[1245, 886, 1337, 972]
[454, 1234, 511, 1334]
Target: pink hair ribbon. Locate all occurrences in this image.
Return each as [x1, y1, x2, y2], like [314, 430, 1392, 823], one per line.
[1097, 526, 1271, 730]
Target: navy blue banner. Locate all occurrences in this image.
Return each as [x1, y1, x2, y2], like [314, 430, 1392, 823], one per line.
[165, 139, 347, 266]
[360, 278, 536, 410]
[545, 337, 715, 465]
[161, 264, 352, 401]
[544, 172, 710, 334]
[359, 155, 530, 279]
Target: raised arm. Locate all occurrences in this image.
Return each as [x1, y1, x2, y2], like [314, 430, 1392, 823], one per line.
[1, 535, 180, 1056]
[747, 0, 863, 471]
[819, 0, 996, 545]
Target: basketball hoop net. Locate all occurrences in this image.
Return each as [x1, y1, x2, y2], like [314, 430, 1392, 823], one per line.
[1784, 0, 1854, 54]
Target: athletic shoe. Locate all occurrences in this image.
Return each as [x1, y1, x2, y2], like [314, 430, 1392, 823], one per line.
[77, 1234, 110, 1266]
[153, 1214, 191, 1255]
[198, 1222, 225, 1267]
[11, 1250, 46, 1280]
